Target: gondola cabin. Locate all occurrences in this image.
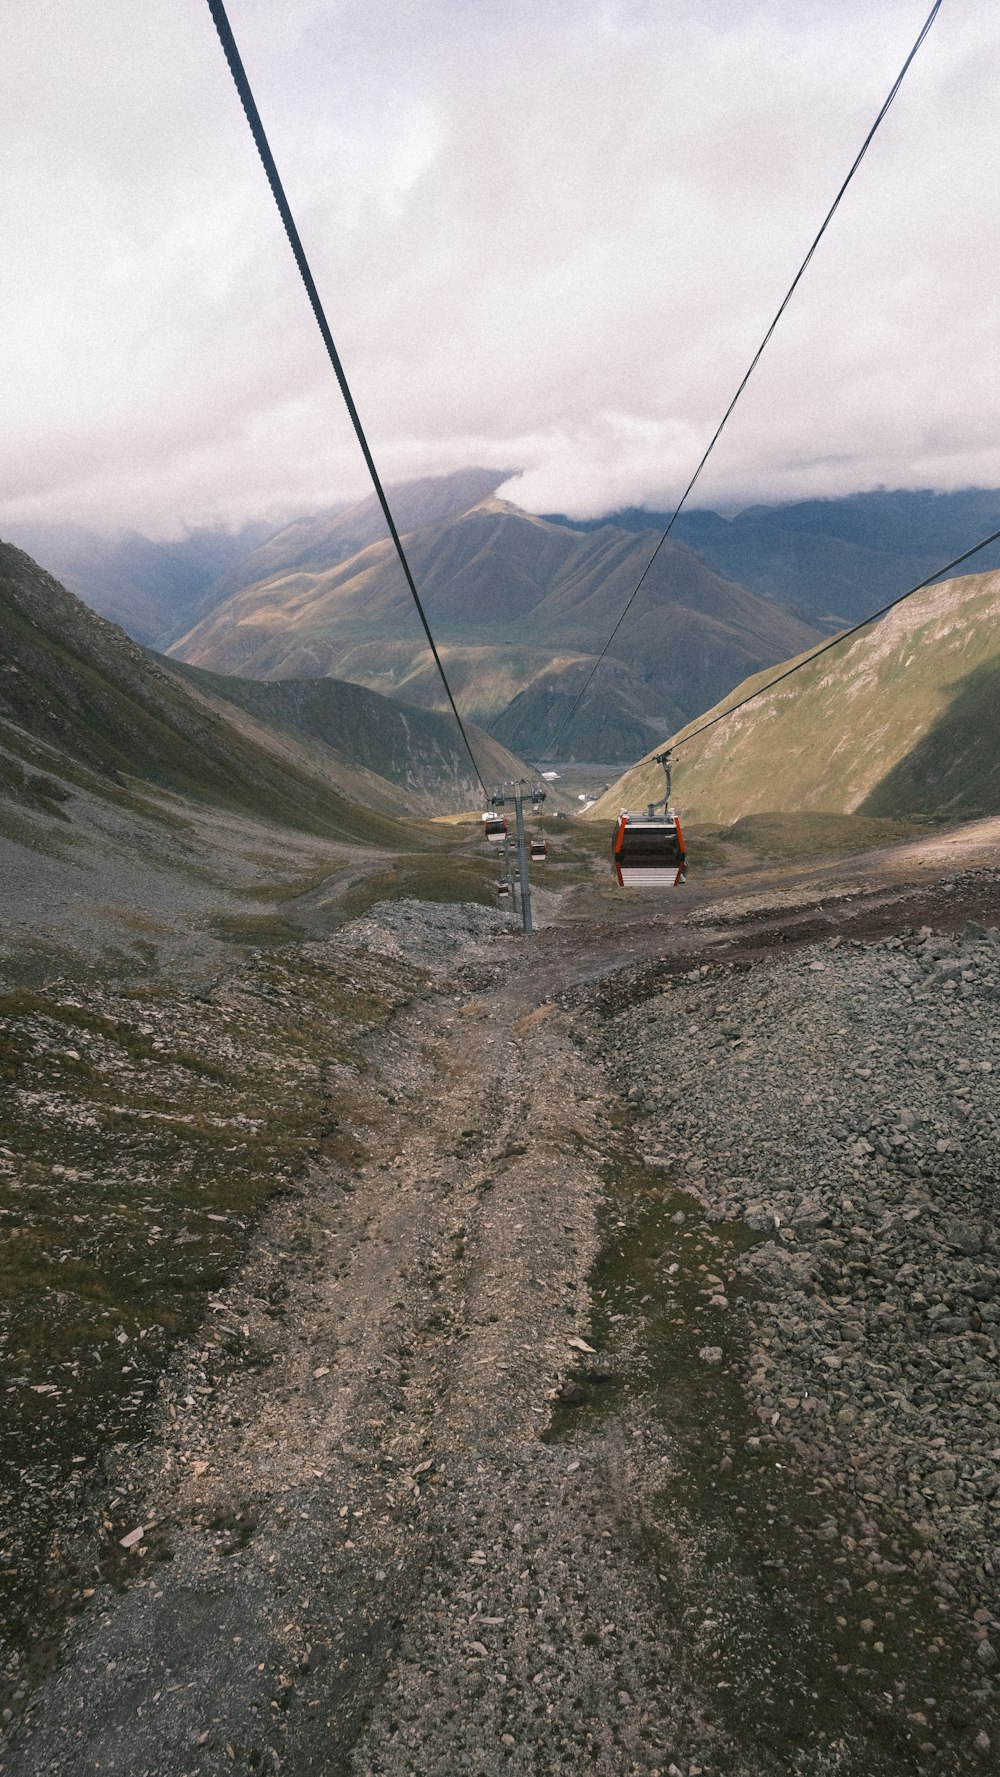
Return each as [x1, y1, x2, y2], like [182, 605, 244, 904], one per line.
[496, 879, 512, 903]
[613, 811, 685, 887]
[530, 837, 547, 862]
[483, 813, 507, 844]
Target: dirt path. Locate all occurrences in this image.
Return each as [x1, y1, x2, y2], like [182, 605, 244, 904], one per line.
[3, 838, 999, 1776]
[0, 943, 622, 1775]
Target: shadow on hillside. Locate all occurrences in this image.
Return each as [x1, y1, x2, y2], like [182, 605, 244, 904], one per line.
[715, 811, 930, 862]
[860, 657, 1000, 819]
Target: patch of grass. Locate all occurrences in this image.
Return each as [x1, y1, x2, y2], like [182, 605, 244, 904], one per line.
[337, 851, 496, 918]
[0, 800, 74, 857]
[0, 938, 420, 1709]
[239, 869, 332, 904]
[716, 811, 937, 863]
[208, 912, 305, 948]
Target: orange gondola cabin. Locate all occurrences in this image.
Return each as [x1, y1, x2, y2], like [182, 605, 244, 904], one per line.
[613, 810, 685, 886]
[611, 748, 686, 887]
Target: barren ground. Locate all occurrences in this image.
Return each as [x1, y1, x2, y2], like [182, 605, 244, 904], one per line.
[2, 815, 999, 1776]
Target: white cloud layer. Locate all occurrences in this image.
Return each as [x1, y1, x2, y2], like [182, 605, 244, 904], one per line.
[2, 0, 996, 536]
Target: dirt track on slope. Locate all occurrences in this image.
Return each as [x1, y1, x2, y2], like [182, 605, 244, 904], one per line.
[3, 822, 1000, 1776]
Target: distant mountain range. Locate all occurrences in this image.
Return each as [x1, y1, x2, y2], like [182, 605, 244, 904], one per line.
[5, 519, 274, 650]
[556, 488, 1000, 630]
[590, 565, 1000, 826]
[10, 475, 1000, 767]
[166, 471, 821, 762]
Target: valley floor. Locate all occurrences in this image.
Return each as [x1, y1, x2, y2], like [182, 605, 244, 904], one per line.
[2, 822, 1000, 1776]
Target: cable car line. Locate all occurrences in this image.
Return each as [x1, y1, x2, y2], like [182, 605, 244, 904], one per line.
[544, 0, 943, 763]
[204, 0, 489, 800]
[610, 518, 1000, 891]
[205, 0, 948, 892]
[670, 521, 1000, 756]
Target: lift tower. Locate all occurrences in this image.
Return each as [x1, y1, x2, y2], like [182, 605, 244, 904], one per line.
[490, 781, 545, 936]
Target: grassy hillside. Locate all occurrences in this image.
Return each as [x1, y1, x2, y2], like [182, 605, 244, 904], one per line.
[168, 662, 535, 814]
[0, 542, 411, 847]
[588, 568, 1000, 826]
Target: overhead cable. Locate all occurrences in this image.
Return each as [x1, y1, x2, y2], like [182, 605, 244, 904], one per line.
[673, 523, 1000, 753]
[545, 0, 944, 760]
[204, 0, 489, 798]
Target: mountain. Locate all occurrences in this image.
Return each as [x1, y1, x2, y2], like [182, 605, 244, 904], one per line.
[2, 469, 515, 659]
[169, 472, 822, 763]
[0, 540, 420, 845]
[168, 661, 535, 816]
[489, 674, 661, 765]
[552, 488, 1000, 631]
[206, 468, 514, 608]
[3, 521, 275, 651]
[589, 566, 1000, 826]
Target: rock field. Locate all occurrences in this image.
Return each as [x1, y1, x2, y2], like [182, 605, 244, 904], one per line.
[604, 916, 1000, 1684]
[336, 897, 515, 971]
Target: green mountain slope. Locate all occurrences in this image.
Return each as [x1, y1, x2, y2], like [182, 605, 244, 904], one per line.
[170, 476, 821, 762]
[0, 542, 410, 846]
[589, 568, 1000, 825]
[168, 662, 534, 815]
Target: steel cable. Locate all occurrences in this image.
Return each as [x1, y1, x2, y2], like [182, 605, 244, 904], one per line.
[672, 523, 1000, 754]
[205, 0, 488, 799]
[545, 0, 944, 761]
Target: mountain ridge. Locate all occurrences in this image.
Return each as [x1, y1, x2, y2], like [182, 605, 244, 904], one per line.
[167, 660, 538, 816]
[0, 541, 428, 846]
[169, 474, 822, 762]
[553, 487, 1000, 630]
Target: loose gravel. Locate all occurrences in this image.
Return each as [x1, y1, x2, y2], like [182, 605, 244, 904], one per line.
[603, 917, 1000, 1673]
[336, 898, 515, 972]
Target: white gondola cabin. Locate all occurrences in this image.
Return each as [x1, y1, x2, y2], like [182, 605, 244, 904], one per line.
[483, 812, 507, 844]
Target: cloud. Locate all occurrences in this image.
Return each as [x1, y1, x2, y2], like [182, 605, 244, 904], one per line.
[1, 0, 996, 536]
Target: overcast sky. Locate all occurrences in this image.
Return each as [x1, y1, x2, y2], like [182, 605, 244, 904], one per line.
[2, 0, 996, 538]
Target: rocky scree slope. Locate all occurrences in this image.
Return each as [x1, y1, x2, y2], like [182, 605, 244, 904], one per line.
[600, 908, 1000, 1673]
